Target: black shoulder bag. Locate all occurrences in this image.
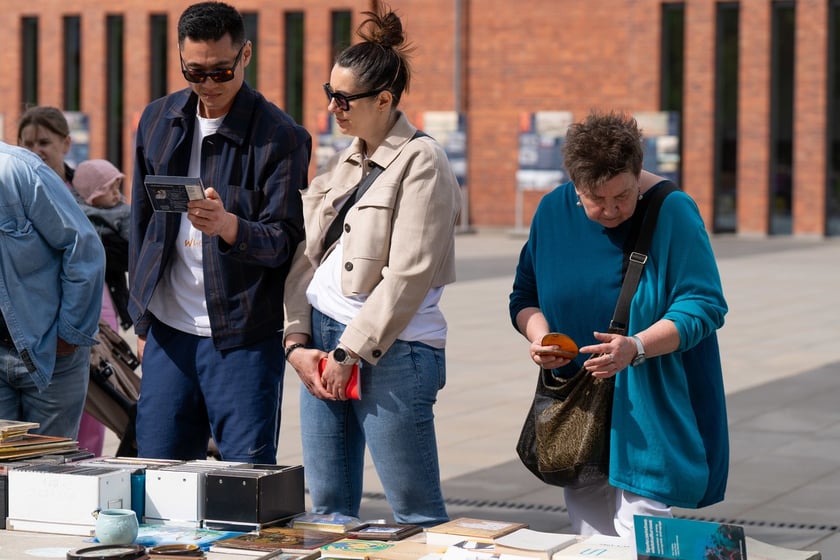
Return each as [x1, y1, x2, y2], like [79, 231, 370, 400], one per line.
[515, 182, 677, 488]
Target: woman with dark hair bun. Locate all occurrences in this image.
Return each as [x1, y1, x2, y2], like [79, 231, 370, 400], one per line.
[283, 5, 460, 526]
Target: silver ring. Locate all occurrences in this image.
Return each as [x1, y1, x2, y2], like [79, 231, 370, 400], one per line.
[607, 353, 614, 363]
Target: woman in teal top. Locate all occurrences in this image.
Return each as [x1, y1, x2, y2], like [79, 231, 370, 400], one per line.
[509, 110, 728, 539]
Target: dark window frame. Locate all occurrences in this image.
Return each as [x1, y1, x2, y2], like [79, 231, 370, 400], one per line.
[149, 14, 168, 101]
[21, 17, 39, 108]
[284, 11, 304, 123]
[63, 16, 82, 110]
[106, 14, 125, 168]
[713, 3, 740, 233]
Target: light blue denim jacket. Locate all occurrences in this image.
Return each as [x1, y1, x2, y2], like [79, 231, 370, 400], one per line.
[0, 142, 105, 391]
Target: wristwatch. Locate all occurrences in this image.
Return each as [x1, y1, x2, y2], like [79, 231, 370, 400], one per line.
[333, 345, 359, 366]
[630, 335, 646, 366]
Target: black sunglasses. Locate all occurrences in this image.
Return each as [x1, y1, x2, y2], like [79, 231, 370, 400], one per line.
[181, 42, 246, 84]
[323, 83, 383, 111]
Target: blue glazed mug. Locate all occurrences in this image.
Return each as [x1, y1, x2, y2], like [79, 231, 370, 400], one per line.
[92, 508, 139, 545]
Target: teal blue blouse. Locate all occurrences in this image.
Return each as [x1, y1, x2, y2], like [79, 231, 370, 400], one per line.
[510, 181, 729, 508]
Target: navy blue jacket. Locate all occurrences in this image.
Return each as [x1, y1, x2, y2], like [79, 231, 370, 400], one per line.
[129, 84, 310, 349]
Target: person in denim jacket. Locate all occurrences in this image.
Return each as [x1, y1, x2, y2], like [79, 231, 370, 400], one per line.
[0, 141, 105, 439]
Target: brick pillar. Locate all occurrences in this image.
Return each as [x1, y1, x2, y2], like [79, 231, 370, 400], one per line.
[737, 1, 772, 235]
[793, 0, 828, 236]
[682, 0, 716, 228]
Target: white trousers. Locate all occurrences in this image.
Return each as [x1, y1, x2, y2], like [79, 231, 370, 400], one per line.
[564, 478, 672, 539]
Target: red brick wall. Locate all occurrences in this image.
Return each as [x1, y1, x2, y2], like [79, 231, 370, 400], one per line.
[1, 0, 836, 236]
[738, 1, 772, 235]
[793, 0, 828, 235]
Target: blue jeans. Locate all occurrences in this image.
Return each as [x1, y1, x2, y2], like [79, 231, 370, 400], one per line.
[301, 309, 449, 526]
[0, 344, 89, 439]
[136, 318, 284, 463]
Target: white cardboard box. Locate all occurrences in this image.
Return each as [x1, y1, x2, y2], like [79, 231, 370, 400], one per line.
[144, 460, 244, 526]
[7, 464, 131, 535]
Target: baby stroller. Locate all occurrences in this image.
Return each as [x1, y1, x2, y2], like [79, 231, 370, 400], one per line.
[83, 320, 141, 457]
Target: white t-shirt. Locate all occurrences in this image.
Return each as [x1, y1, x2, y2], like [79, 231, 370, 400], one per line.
[306, 239, 447, 349]
[147, 110, 224, 336]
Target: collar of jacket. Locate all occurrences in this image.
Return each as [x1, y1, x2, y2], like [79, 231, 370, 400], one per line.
[344, 111, 419, 171]
[164, 82, 259, 148]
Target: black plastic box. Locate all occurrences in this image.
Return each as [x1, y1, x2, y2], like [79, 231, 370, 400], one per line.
[203, 464, 304, 530]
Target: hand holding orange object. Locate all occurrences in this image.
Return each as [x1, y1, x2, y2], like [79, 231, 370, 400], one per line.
[535, 332, 579, 359]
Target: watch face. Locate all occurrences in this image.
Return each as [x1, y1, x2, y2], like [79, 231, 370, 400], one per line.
[333, 348, 348, 363]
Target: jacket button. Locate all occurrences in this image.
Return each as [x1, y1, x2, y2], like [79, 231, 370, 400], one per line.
[372, 349, 382, 358]
[344, 262, 353, 271]
[238, 243, 247, 251]
[344, 224, 351, 232]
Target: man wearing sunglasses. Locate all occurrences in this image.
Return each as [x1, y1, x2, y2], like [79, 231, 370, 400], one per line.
[129, 1, 311, 463]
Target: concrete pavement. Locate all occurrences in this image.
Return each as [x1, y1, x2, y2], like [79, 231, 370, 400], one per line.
[106, 230, 840, 557]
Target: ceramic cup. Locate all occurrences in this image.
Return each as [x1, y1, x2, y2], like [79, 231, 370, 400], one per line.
[92, 508, 139, 545]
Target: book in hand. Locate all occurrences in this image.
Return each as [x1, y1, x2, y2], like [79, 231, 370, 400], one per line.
[290, 511, 363, 533]
[209, 526, 343, 555]
[319, 537, 396, 559]
[634, 515, 746, 560]
[144, 175, 206, 212]
[319, 358, 361, 400]
[424, 517, 528, 546]
[492, 528, 579, 559]
[345, 523, 423, 541]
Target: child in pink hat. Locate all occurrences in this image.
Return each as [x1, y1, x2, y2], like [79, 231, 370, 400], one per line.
[73, 159, 133, 457]
[72, 159, 132, 330]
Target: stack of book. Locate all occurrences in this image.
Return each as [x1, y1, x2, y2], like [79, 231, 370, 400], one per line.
[0, 420, 78, 461]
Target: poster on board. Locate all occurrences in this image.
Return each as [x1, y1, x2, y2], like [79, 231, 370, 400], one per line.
[516, 111, 573, 191]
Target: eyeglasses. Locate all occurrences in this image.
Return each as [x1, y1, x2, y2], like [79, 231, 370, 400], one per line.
[323, 83, 383, 111]
[181, 41, 246, 84]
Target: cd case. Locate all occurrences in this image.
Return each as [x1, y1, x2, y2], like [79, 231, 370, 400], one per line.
[144, 175, 206, 212]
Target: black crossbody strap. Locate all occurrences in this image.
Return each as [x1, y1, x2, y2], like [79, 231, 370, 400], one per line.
[608, 181, 678, 335]
[323, 129, 429, 252]
[323, 165, 383, 251]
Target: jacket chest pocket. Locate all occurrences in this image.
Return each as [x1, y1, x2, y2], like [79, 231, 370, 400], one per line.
[345, 183, 399, 259]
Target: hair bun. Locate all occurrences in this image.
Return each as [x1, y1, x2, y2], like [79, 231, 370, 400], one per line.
[359, 9, 405, 49]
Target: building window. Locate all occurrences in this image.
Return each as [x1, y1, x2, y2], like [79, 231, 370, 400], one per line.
[828, 1, 840, 235]
[284, 12, 304, 124]
[769, 2, 795, 235]
[713, 3, 739, 233]
[660, 4, 684, 112]
[21, 17, 38, 108]
[243, 12, 258, 88]
[150, 14, 168, 101]
[106, 15, 125, 168]
[63, 16, 82, 111]
[331, 10, 352, 64]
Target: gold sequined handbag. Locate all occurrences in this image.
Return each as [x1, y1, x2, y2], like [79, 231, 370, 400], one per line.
[516, 364, 614, 488]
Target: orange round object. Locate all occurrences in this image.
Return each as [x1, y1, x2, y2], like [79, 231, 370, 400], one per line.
[538, 332, 579, 359]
